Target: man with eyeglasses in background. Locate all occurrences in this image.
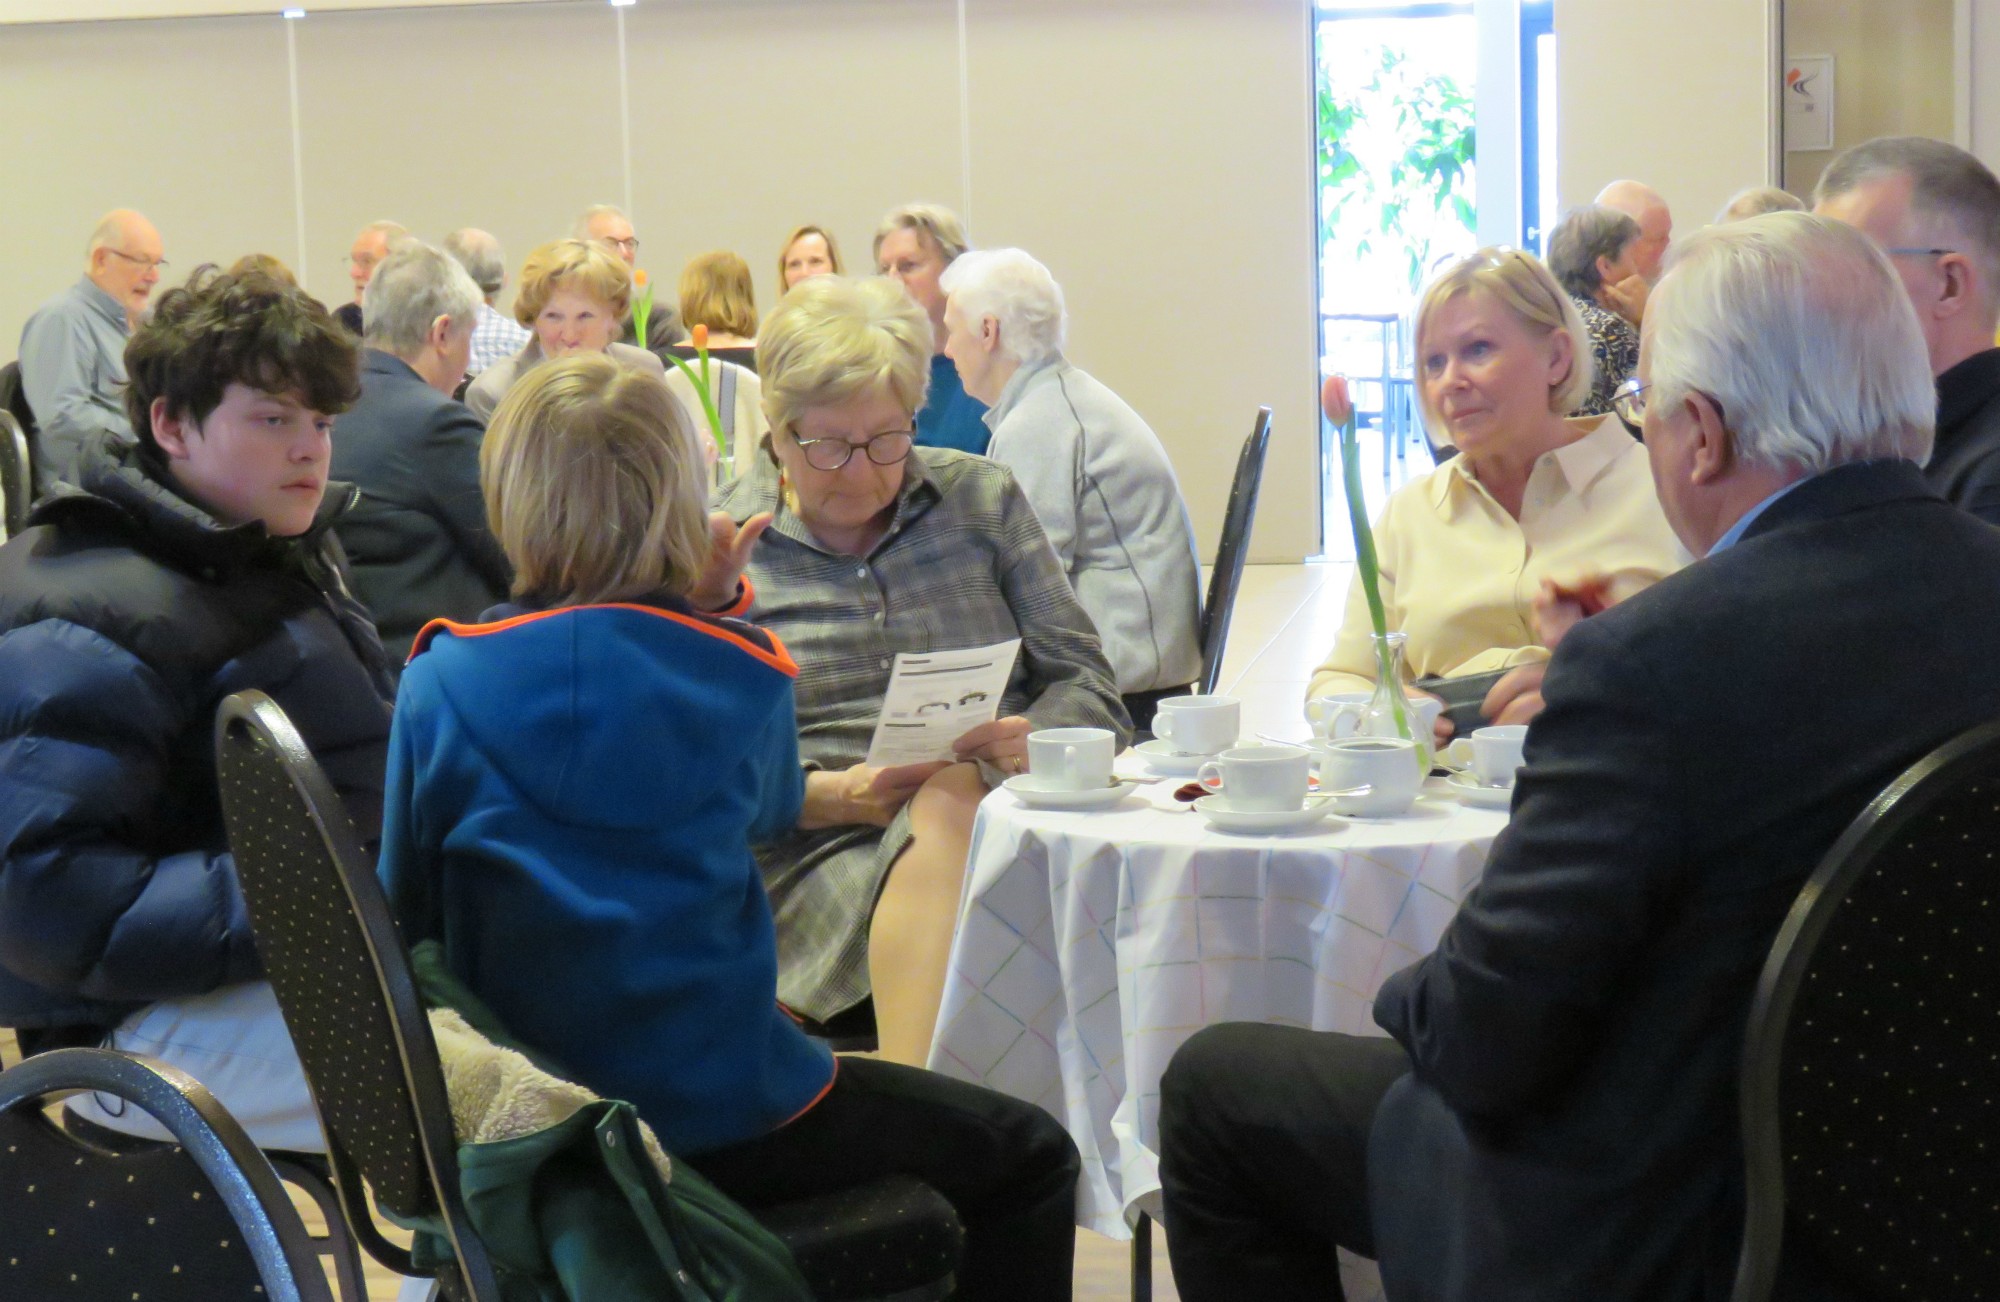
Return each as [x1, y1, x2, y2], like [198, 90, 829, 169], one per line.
[1816, 136, 2000, 526]
[18, 209, 165, 492]
[573, 203, 687, 358]
[334, 219, 410, 337]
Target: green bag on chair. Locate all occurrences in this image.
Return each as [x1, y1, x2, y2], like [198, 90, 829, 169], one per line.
[396, 941, 814, 1302]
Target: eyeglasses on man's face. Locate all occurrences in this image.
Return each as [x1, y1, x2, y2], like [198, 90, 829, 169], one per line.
[106, 249, 168, 273]
[1611, 377, 1651, 427]
[791, 428, 915, 472]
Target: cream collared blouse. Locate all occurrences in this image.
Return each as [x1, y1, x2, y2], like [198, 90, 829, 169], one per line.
[1308, 415, 1689, 701]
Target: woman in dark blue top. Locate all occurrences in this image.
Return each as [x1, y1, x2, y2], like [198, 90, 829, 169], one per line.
[380, 353, 1079, 1298]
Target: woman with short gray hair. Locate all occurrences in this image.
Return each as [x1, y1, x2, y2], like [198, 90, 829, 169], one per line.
[940, 248, 1203, 726]
[1546, 205, 1643, 418]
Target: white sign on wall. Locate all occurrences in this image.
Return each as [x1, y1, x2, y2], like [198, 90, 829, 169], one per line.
[1783, 53, 1836, 152]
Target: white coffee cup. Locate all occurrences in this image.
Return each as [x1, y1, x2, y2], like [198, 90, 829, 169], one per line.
[1441, 724, 1527, 788]
[1311, 736, 1424, 817]
[1307, 692, 1442, 742]
[1027, 727, 1117, 791]
[1196, 744, 1312, 812]
[1153, 694, 1241, 757]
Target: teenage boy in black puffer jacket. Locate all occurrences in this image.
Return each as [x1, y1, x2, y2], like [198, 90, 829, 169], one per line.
[0, 267, 394, 1149]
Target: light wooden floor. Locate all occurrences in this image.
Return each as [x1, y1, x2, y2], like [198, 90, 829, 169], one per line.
[4, 562, 1356, 1301]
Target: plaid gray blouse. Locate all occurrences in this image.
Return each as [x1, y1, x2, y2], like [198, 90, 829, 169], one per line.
[717, 447, 1130, 771]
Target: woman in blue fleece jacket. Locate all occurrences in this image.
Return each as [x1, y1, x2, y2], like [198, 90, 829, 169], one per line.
[379, 354, 1080, 1298]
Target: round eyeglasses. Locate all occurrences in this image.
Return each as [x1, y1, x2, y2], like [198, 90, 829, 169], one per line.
[792, 428, 915, 472]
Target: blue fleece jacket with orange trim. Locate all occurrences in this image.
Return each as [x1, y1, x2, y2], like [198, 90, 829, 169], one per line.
[379, 593, 834, 1155]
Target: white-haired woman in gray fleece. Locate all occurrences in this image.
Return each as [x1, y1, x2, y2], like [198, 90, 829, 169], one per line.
[939, 247, 1203, 730]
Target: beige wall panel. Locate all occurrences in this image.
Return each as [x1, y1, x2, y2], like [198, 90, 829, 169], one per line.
[622, 0, 963, 321]
[1555, 0, 1771, 238]
[0, 14, 294, 347]
[290, 1, 624, 312]
[1781, 0, 1954, 197]
[965, 0, 1319, 564]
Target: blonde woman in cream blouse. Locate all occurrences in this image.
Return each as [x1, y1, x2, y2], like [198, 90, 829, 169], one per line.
[1308, 247, 1687, 712]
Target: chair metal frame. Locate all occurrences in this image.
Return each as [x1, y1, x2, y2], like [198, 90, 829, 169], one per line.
[216, 690, 503, 1301]
[1, 410, 31, 536]
[0, 1046, 334, 1302]
[1195, 407, 1274, 697]
[1732, 717, 2000, 1302]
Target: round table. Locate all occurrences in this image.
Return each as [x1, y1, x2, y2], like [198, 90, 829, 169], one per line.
[927, 757, 1508, 1263]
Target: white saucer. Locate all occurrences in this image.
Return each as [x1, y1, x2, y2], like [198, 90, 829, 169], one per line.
[1444, 771, 1514, 810]
[1134, 737, 1223, 775]
[1193, 794, 1334, 834]
[1004, 775, 1143, 811]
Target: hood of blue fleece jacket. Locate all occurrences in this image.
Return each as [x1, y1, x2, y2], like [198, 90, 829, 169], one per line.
[406, 598, 797, 832]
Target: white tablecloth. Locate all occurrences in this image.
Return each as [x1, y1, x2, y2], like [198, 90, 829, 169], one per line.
[926, 766, 1506, 1241]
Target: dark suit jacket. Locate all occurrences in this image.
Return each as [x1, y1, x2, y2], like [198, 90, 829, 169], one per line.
[329, 351, 511, 662]
[1367, 460, 2000, 1302]
[1927, 347, 2000, 525]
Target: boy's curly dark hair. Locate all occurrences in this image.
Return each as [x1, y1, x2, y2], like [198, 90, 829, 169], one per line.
[123, 265, 361, 449]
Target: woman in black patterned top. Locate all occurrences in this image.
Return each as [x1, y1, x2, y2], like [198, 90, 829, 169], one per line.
[1547, 205, 1644, 420]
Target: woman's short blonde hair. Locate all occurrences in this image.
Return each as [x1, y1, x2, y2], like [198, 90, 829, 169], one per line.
[679, 250, 759, 338]
[512, 238, 633, 328]
[758, 276, 933, 444]
[481, 353, 708, 607]
[1412, 247, 1594, 441]
[778, 224, 845, 284]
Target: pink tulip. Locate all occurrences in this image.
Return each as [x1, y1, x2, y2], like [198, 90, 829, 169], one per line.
[1321, 374, 1354, 428]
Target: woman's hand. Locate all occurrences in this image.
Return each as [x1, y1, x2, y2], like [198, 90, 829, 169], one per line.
[801, 761, 952, 829]
[1600, 274, 1650, 326]
[952, 716, 1033, 778]
[690, 511, 773, 612]
[1483, 663, 1548, 727]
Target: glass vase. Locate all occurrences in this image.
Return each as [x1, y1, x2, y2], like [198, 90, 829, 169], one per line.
[1351, 631, 1433, 774]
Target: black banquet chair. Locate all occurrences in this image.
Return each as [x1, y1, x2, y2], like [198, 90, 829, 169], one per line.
[1194, 406, 1273, 697]
[215, 689, 964, 1302]
[1733, 719, 2000, 1302]
[0, 1046, 333, 1302]
[1, 410, 31, 537]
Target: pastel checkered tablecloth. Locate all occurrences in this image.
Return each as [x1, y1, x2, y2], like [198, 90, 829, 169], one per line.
[926, 769, 1506, 1240]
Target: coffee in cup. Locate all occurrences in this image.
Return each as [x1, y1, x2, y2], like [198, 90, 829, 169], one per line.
[1311, 736, 1424, 817]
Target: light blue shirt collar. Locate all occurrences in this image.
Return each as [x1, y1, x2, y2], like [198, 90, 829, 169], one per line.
[1708, 478, 1806, 554]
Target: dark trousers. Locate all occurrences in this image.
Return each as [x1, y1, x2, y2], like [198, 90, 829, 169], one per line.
[1158, 1023, 1411, 1302]
[693, 1056, 1081, 1300]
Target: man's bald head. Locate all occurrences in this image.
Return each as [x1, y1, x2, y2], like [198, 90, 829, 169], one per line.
[85, 209, 165, 322]
[1595, 180, 1673, 281]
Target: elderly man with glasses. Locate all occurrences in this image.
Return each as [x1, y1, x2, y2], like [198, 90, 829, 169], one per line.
[573, 203, 687, 357]
[17, 209, 166, 491]
[1159, 212, 2000, 1301]
[1815, 135, 2000, 525]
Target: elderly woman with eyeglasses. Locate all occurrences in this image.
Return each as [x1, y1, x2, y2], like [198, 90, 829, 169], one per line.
[1547, 205, 1645, 418]
[940, 248, 1203, 729]
[1307, 247, 1685, 729]
[463, 238, 664, 420]
[714, 275, 1127, 1066]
